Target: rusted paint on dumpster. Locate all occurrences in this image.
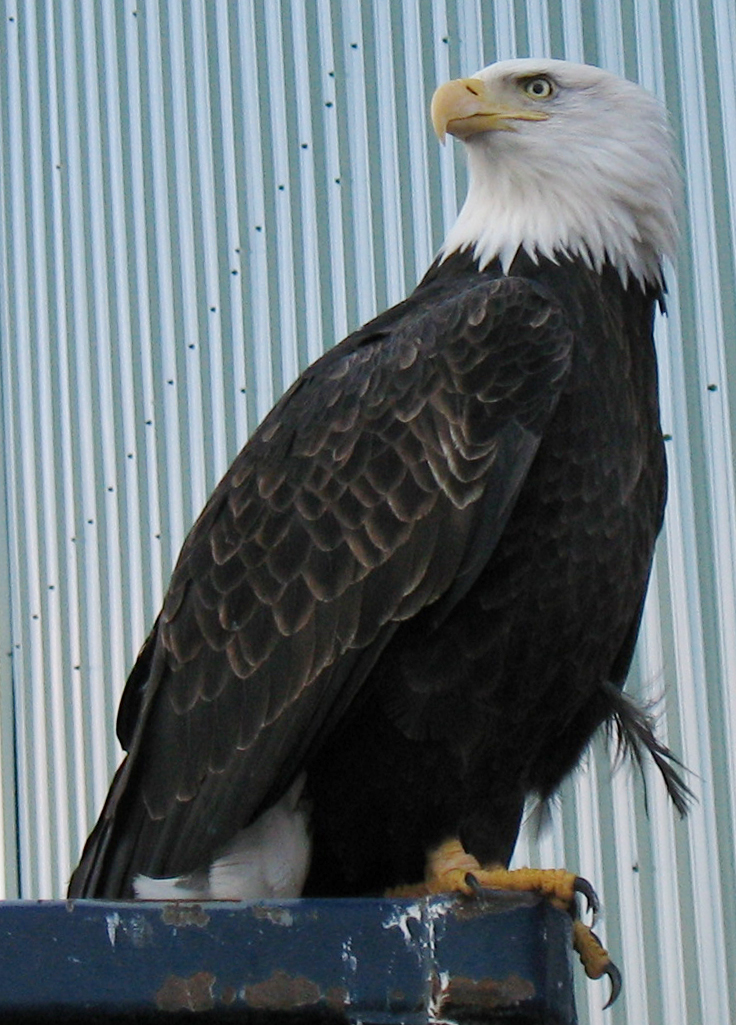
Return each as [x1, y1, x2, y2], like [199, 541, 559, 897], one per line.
[0, 893, 575, 1022]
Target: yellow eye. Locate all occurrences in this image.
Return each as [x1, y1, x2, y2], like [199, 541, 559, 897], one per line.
[523, 76, 554, 99]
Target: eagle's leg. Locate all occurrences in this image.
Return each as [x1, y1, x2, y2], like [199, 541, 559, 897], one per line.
[391, 838, 621, 1008]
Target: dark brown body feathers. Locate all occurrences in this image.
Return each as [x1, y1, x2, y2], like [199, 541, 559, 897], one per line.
[69, 251, 687, 899]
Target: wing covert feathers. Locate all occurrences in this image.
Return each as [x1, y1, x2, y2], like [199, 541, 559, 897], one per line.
[69, 274, 573, 896]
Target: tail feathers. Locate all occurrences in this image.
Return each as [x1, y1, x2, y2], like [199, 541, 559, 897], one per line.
[134, 773, 311, 901]
[133, 871, 210, 901]
[603, 682, 692, 817]
[67, 755, 136, 898]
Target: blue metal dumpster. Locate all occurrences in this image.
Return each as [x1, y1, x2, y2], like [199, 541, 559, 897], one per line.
[0, 891, 575, 1022]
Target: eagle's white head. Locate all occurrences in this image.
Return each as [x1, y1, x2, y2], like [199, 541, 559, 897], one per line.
[433, 58, 680, 287]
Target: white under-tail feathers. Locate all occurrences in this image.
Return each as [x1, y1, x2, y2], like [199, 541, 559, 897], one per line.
[134, 774, 311, 901]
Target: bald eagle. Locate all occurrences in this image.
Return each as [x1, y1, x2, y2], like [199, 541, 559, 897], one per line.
[69, 60, 688, 921]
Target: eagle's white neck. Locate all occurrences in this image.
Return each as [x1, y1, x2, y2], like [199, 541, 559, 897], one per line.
[440, 67, 679, 289]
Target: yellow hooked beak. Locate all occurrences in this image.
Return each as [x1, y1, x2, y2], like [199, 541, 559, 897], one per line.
[431, 77, 550, 144]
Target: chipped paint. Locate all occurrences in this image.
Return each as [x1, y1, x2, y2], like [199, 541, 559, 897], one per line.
[252, 904, 294, 927]
[105, 911, 120, 948]
[382, 901, 424, 946]
[125, 912, 154, 948]
[160, 903, 210, 928]
[425, 897, 456, 967]
[429, 968, 452, 1024]
[156, 971, 216, 1012]
[244, 969, 347, 1013]
[425, 894, 457, 937]
[221, 985, 237, 1005]
[104, 910, 154, 949]
[426, 900, 458, 1023]
[441, 972, 536, 1015]
[452, 888, 540, 921]
[426, 894, 543, 1022]
[0, 897, 574, 1020]
[341, 937, 358, 973]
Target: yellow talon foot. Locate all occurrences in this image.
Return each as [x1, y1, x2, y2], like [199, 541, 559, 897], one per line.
[424, 839, 580, 910]
[424, 838, 487, 894]
[395, 839, 622, 1009]
[573, 920, 622, 1008]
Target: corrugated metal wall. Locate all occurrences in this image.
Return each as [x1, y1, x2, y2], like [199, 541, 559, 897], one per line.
[0, 1, 734, 1022]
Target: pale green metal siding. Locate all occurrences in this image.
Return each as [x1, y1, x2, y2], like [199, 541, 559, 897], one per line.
[1, 2, 735, 1023]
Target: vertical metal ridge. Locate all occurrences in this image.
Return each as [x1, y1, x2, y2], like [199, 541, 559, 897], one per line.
[189, 2, 229, 486]
[263, 2, 299, 395]
[559, 2, 585, 63]
[653, 272, 721, 1025]
[291, 0, 326, 367]
[0, 0, 17, 900]
[99, 3, 144, 676]
[165, 2, 207, 522]
[400, 3, 434, 280]
[315, 0, 348, 347]
[213, 2, 249, 447]
[430, 1, 461, 242]
[80, 0, 130, 816]
[28, 0, 73, 899]
[638, 563, 689, 1025]
[340, 0, 377, 327]
[669, 2, 734, 1022]
[370, 2, 406, 307]
[571, 757, 606, 1025]
[7, 0, 53, 897]
[142, 0, 186, 561]
[44, 0, 88, 888]
[121, 0, 165, 620]
[237, 0, 274, 425]
[524, 0, 551, 58]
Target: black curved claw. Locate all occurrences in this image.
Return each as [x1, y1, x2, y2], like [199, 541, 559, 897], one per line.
[602, 958, 623, 1009]
[464, 872, 484, 896]
[574, 876, 600, 921]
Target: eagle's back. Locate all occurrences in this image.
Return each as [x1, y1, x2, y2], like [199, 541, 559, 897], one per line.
[302, 253, 666, 895]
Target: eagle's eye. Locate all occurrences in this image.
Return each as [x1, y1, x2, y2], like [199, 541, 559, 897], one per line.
[523, 76, 554, 99]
